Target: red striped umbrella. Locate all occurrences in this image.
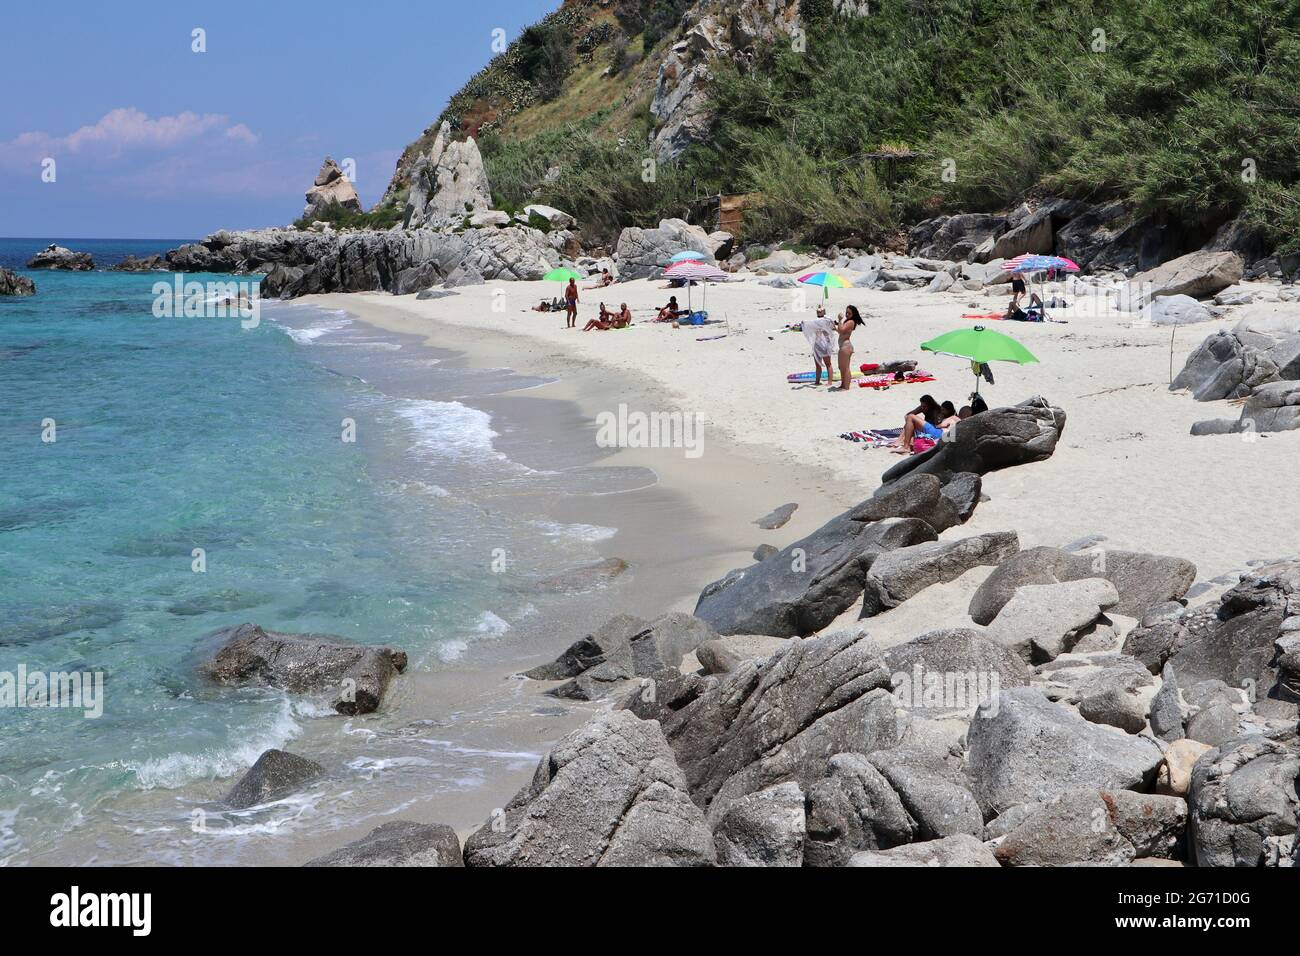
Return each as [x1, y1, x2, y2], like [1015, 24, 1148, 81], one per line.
[663, 261, 727, 312]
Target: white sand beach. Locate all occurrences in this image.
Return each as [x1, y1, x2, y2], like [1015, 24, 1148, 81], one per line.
[311, 275, 1300, 597]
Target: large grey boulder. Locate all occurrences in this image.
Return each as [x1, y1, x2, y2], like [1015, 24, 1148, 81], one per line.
[0, 267, 35, 296]
[302, 156, 362, 220]
[693, 515, 936, 637]
[860, 531, 1019, 618]
[803, 753, 916, 867]
[710, 782, 806, 867]
[848, 834, 999, 867]
[26, 244, 94, 271]
[224, 749, 323, 810]
[966, 688, 1164, 814]
[868, 747, 983, 840]
[1129, 250, 1244, 302]
[992, 789, 1187, 866]
[615, 218, 715, 280]
[850, 472, 964, 533]
[659, 629, 902, 811]
[403, 122, 493, 228]
[199, 623, 408, 715]
[1188, 736, 1299, 866]
[1149, 662, 1186, 742]
[881, 628, 1030, 719]
[969, 546, 1196, 625]
[879, 397, 1066, 488]
[304, 820, 463, 867]
[985, 578, 1119, 663]
[987, 198, 1087, 262]
[1139, 294, 1214, 326]
[462, 711, 715, 867]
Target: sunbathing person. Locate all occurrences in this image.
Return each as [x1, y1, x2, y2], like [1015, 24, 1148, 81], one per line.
[583, 302, 615, 331]
[891, 395, 944, 454]
[584, 269, 614, 290]
[531, 299, 552, 313]
[656, 296, 688, 322]
[611, 303, 633, 328]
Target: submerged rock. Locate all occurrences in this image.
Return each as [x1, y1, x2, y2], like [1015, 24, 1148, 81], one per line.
[199, 622, 407, 715]
[224, 749, 323, 810]
[304, 820, 463, 867]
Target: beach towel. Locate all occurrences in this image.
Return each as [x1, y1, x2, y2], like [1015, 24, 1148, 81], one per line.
[839, 427, 903, 448]
[962, 312, 1006, 321]
[857, 371, 936, 389]
[801, 316, 836, 361]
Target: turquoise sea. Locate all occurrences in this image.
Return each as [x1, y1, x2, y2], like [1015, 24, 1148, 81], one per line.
[0, 238, 640, 864]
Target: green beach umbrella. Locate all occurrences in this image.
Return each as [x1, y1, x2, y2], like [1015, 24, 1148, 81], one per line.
[921, 325, 1039, 399]
[543, 267, 582, 307]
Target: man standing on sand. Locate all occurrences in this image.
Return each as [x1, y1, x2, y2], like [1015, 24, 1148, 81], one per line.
[564, 278, 579, 329]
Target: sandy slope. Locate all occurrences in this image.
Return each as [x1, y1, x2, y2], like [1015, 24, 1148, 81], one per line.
[310, 273, 1300, 586]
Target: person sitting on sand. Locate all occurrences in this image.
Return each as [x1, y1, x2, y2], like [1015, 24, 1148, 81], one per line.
[890, 395, 942, 453]
[564, 279, 579, 329]
[656, 296, 688, 322]
[583, 302, 615, 331]
[584, 269, 614, 290]
[611, 303, 632, 329]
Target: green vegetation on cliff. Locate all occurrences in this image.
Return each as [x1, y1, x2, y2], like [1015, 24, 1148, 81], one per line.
[394, 0, 1300, 253]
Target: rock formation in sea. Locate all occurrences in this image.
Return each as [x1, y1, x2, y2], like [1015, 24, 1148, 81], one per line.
[26, 244, 94, 271]
[0, 266, 36, 296]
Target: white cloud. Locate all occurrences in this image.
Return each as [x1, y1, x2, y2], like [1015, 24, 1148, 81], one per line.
[0, 107, 259, 165]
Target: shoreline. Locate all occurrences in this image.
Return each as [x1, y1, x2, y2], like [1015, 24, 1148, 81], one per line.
[286, 290, 866, 850]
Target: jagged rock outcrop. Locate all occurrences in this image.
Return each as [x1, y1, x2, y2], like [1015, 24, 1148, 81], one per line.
[1171, 316, 1300, 401]
[0, 267, 35, 296]
[403, 122, 493, 228]
[648, 0, 872, 161]
[710, 781, 806, 866]
[657, 628, 902, 811]
[223, 749, 324, 810]
[199, 622, 408, 715]
[462, 710, 716, 867]
[164, 226, 558, 298]
[303, 156, 363, 220]
[26, 244, 94, 271]
[304, 820, 464, 867]
[879, 397, 1066, 488]
[909, 213, 1008, 262]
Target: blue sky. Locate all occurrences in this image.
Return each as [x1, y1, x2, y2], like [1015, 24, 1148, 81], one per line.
[0, 0, 558, 239]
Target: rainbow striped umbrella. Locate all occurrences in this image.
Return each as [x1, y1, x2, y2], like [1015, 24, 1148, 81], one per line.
[797, 271, 853, 300]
